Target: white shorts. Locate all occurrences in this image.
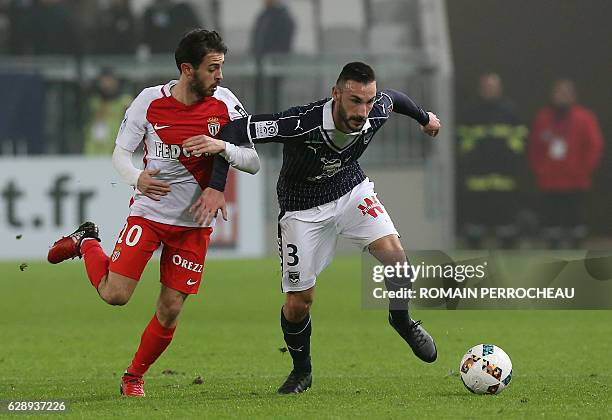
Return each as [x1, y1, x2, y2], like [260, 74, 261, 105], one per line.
[278, 178, 398, 292]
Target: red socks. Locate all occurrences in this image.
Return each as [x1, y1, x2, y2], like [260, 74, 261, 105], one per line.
[127, 314, 176, 377]
[80, 239, 109, 289]
[81, 240, 176, 378]
[81, 241, 177, 378]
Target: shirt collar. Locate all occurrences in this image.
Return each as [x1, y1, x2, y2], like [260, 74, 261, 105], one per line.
[323, 99, 371, 133]
[162, 80, 178, 97]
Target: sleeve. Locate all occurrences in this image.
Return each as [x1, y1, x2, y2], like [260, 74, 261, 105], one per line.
[215, 87, 249, 122]
[221, 112, 313, 145]
[218, 117, 252, 146]
[211, 106, 307, 190]
[221, 143, 260, 175]
[218, 119, 261, 174]
[208, 155, 231, 192]
[382, 89, 430, 126]
[115, 90, 151, 153]
[112, 144, 142, 186]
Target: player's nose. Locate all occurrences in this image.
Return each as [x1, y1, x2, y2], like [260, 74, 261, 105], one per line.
[358, 103, 369, 117]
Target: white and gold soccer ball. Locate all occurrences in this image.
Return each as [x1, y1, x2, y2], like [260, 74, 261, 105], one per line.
[459, 344, 513, 395]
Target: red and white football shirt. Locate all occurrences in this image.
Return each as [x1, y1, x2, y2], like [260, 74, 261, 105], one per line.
[116, 80, 246, 227]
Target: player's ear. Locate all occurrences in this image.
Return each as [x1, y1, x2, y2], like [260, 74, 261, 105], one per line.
[180, 63, 194, 77]
[332, 85, 340, 101]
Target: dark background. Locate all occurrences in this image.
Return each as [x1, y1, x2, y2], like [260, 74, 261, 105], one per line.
[447, 0, 612, 236]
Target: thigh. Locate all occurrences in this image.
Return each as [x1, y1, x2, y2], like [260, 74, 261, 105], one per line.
[108, 216, 161, 281]
[337, 178, 399, 250]
[278, 206, 337, 293]
[104, 271, 139, 301]
[159, 226, 212, 295]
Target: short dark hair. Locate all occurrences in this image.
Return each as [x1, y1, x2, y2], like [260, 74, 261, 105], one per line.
[336, 62, 376, 87]
[175, 29, 228, 71]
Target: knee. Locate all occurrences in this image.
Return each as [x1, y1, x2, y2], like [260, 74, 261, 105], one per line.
[156, 299, 183, 327]
[100, 289, 131, 306]
[101, 273, 137, 306]
[370, 234, 403, 252]
[284, 294, 313, 322]
[369, 235, 406, 265]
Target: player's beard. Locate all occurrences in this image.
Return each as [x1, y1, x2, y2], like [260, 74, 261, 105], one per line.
[337, 99, 366, 132]
[189, 73, 217, 100]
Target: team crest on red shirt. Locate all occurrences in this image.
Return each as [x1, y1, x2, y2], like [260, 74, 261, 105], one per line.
[207, 117, 221, 137]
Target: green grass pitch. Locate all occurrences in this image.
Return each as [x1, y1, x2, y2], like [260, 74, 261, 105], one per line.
[1, 257, 610, 418]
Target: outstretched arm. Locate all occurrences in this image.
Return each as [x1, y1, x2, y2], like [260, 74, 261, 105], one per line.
[184, 106, 312, 165]
[384, 89, 441, 137]
[183, 134, 260, 175]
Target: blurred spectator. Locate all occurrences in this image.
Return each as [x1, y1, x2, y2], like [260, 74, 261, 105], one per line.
[251, 0, 295, 113]
[251, 0, 295, 58]
[83, 68, 132, 156]
[141, 0, 199, 54]
[90, 0, 137, 55]
[457, 73, 527, 249]
[528, 79, 604, 249]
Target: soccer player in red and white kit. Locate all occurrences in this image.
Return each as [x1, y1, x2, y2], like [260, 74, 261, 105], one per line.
[47, 30, 259, 396]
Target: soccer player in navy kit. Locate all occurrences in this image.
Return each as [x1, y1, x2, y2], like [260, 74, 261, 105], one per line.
[186, 62, 442, 394]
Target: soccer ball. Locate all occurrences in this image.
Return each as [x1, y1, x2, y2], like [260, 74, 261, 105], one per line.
[459, 344, 513, 395]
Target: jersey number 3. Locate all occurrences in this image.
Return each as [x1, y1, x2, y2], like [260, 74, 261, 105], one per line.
[286, 243, 299, 266]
